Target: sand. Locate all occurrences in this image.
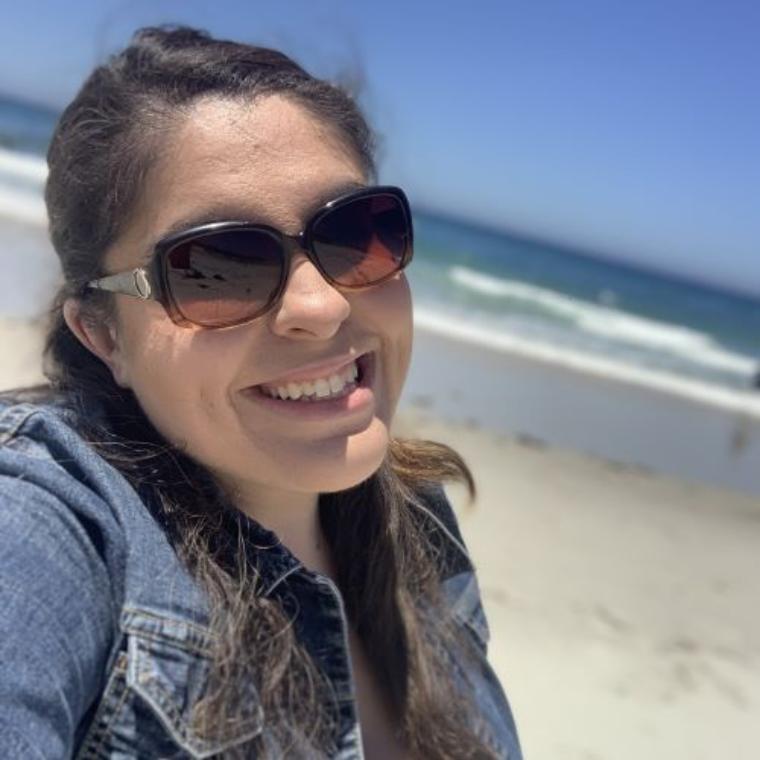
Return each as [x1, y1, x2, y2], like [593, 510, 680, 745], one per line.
[393, 408, 760, 760]
[2, 315, 759, 759]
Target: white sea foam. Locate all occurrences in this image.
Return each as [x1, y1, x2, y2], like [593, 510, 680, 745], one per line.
[413, 304, 760, 417]
[0, 148, 48, 226]
[0, 146, 47, 186]
[449, 265, 757, 375]
[0, 186, 47, 226]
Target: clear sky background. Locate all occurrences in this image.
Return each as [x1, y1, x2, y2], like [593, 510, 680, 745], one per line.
[0, 0, 758, 296]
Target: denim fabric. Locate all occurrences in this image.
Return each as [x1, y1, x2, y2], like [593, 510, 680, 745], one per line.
[0, 397, 522, 759]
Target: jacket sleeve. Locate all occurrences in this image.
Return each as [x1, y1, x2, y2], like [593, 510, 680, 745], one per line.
[0, 478, 117, 759]
[417, 481, 524, 759]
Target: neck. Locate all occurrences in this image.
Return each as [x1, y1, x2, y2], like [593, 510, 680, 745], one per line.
[221, 481, 337, 579]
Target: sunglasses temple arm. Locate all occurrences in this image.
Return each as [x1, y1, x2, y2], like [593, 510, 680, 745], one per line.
[86, 268, 154, 300]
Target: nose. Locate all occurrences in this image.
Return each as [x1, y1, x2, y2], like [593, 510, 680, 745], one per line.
[268, 250, 351, 338]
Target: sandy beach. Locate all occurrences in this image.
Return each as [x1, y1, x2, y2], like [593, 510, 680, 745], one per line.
[2, 316, 759, 759]
[393, 407, 760, 760]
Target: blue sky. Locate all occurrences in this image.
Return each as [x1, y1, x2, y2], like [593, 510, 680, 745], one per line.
[1, 0, 758, 296]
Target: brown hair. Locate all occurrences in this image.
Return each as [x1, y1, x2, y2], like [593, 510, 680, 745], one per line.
[17, 25, 498, 758]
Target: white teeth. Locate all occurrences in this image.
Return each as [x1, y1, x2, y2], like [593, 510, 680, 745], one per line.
[314, 379, 332, 398]
[261, 359, 361, 401]
[328, 374, 344, 393]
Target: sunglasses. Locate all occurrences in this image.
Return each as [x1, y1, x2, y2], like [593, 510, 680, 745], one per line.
[85, 185, 413, 329]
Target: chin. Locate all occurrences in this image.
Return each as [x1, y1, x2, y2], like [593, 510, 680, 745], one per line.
[299, 426, 391, 494]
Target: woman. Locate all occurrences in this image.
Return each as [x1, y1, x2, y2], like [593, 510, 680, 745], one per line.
[0, 25, 522, 759]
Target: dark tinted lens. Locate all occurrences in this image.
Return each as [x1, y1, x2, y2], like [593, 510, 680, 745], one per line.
[311, 192, 410, 286]
[165, 229, 282, 327]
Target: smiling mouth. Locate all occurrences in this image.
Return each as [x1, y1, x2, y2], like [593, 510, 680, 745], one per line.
[247, 352, 374, 403]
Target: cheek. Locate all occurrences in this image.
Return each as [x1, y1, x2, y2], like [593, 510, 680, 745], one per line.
[366, 272, 412, 329]
[388, 273, 413, 351]
[117, 314, 221, 438]
[356, 274, 414, 383]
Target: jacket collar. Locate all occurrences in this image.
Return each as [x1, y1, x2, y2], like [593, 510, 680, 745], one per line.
[236, 513, 305, 596]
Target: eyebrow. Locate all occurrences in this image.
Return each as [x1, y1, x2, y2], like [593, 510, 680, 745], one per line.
[142, 180, 367, 262]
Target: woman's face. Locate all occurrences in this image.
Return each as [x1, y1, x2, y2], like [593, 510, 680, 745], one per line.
[78, 95, 413, 513]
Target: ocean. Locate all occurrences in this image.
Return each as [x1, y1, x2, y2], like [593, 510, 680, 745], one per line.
[2, 94, 759, 394]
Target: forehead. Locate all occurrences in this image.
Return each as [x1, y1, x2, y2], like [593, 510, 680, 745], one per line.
[115, 95, 366, 261]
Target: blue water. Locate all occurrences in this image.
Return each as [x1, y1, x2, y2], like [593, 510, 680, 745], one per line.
[0, 95, 58, 155]
[408, 211, 760, 389]
[2, 93, 759, 392]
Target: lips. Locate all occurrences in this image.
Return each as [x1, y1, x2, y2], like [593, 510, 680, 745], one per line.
[239, 351, 376, 418]
[249, 351, 373, 391]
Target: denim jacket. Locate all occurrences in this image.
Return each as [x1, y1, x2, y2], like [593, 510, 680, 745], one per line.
[0, 395, 522, 759]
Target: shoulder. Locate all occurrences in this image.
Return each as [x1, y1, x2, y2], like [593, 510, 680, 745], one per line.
[407, 481, 493, 647]
[0, 390, 133, 507]
[0, 390, 174, 627]
[0, 389, 103, 465]
[0, 391, 128, 594]
[0, 393, 119, 597]
[0, 395, 127, 754]
[408, 480, 474, 577]
[0, 393, 118, 522]
[0, 390, 213, 614]
[0, 395, 227, 756]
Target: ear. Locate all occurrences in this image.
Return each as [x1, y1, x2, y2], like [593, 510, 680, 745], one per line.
[62, 298, 132, 389]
